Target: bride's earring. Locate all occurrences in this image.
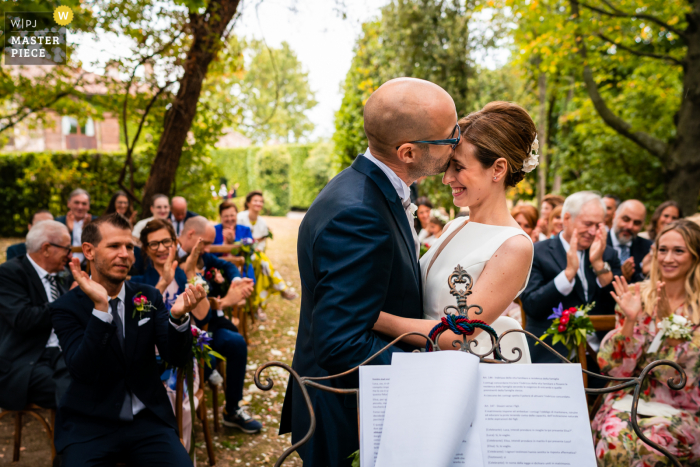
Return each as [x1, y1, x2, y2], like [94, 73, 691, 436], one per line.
[493, 176, 497, 181]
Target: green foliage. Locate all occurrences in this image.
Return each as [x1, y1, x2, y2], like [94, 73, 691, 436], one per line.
[0, 150, 220, 237]
[212, 143, 333, 215]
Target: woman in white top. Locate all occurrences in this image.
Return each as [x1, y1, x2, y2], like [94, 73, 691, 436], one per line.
[237, 191, 270, 252]
[373, 101, 537, 352]
[415, 197, 433, 244]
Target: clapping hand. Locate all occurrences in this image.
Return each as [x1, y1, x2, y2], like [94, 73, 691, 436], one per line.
[170, 283, 207, 319]
[564, 229, 580, 282]
[220, 278, 254, 308]
[621, 257, 636, 282]
[655, 281, 671, 321]
[183, 238, 205, 279]
[588, 223, 607, 266]
[68, 257, 109, 312]
[222, 227, 235, 244]
[610, 275, 642, 322]
[155, 246, 179, 293]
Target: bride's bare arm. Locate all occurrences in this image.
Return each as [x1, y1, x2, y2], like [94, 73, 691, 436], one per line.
[372, 234, 533, 349]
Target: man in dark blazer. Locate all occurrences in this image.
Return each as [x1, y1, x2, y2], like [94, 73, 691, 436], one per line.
[607, 199, 653, 284]
[5, 210, 54, 261]
[522, 191, 622, 364]
[50, 213, 206, 465]
[280, 78, 459, 467]
[170, 196, 198, 236]
[0, 220, 73, 411]
[176, 215, 242, 282]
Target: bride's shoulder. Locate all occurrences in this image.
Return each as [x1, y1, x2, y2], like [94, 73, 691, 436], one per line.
[441, 216, 468, 234]
[496, 232, 534, 261]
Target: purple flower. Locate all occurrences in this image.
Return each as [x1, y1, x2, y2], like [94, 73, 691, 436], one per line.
[548, 303, 564, 320]
[241, 237, 254, 246]
[195, 330, 213, 351]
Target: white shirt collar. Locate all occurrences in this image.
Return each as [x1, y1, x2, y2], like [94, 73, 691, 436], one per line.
[26, 254, 51, 279]
[113, 282, 126, 302]
[363, 148, 411, 203]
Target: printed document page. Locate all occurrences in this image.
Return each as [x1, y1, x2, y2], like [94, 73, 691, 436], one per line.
[473, 364, 597, 466]
[374, 352, 481, 467]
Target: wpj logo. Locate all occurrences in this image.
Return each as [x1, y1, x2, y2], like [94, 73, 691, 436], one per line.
[3, 7, 71, 66]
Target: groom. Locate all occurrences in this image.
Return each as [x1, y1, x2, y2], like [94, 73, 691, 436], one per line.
[280, 78, 459, 466]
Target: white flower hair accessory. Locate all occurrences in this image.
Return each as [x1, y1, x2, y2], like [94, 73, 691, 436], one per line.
[430, 209, 449, 224]
[522, 134, 539, 173]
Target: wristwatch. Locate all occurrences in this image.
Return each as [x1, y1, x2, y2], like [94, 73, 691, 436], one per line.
[593, 262, 611, 276]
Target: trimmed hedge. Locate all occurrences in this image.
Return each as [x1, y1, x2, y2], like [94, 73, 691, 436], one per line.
[211, 142, 334, 216]
[0, 151, 220, 237]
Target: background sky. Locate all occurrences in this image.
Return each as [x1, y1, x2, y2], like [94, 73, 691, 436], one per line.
[74, 0, 508, 140]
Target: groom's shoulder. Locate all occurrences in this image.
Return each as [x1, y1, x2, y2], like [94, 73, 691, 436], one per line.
[311, 163, 382, 212]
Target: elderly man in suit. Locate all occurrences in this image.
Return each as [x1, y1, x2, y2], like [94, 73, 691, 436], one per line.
[5, 210, 54, 261]
[522, 191, 622, 363]
[607, 199, 653, 283]
[170, 196, 198, 236]
[50, 213, 206, 465]
[280, 78, 458, 467]
[0, 220, 73, 411]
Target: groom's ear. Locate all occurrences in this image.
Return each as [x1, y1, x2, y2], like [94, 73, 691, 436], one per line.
[396, 144, 417, 165]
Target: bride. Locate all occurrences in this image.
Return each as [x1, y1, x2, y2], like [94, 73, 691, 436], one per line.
[373, 101, 537, 351]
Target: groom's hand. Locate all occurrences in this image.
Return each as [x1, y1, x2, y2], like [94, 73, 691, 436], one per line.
[69, 257, 109, 312]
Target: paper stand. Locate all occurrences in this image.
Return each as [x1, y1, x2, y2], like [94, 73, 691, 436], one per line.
[254, 266, 687, 467]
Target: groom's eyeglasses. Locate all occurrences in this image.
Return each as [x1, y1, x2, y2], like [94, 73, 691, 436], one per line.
[395, 124, 461, 151]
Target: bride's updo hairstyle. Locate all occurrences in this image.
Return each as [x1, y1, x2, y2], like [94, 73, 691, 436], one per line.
[458, 101, 537, 188]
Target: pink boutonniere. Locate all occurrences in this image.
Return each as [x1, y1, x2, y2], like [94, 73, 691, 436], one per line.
[132, 293, 155, 319]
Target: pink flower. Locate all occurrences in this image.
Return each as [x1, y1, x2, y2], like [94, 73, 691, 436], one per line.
[191, 326, 198, 337]
[600, 412, 627, 439]
[644, 420, 677, 455]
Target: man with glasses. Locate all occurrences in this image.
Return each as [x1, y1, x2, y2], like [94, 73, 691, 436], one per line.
[0, 220, 73, 412]
[281, 77, 459, 467]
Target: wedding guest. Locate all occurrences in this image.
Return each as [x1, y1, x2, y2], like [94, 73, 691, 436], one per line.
[132, 194, 171, 240]
[521, 191, 621, 363]
[170, 196, 198, 236]
[602, 194, 620, 230]
[104, 190, 137, 226]
[606, 200, 652, 283]
[536, 194, 565, 240]
[237, 191, 271, 251]
[0, 220, 72, 411]
[592, 219, 700, 466]
[56, 188, 98, 263]
[415, 196, 433, 243]
[6, 209, 54, 261]
[422, 211, 447, 249]
[214, 201, 297, 321]
[177, 216, 241, 284]
[50, 213, 206, 465]
[548, 205, 563, 238]
[512, 204, 539, 243]
[132, 220, 260, 435]
[640, 200, 682, 241]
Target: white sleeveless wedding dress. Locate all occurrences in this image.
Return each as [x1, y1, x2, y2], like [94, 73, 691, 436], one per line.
[420, 217, 534, 362]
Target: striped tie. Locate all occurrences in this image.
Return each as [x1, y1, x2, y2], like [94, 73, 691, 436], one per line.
[46, 275, 60, 302]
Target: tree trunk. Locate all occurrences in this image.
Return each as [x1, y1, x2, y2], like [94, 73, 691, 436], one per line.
[140, 0, 241, 215]
[665, 1, 700, 215]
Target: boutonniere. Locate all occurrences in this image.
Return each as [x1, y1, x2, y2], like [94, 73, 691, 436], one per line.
[204, 268, 218, 281]
[409, 203, 418, 218]
[132, 293, 156, 319]
[648, 314, 693, 353]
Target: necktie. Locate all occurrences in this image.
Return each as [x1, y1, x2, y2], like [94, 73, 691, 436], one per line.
[110, 298, 133, 421]
[402, 198, 420, 260]
[46, 275, 59, 302]
[619, 244, 631, 262]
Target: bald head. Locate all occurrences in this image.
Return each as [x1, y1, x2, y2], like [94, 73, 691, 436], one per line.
[171, 196, 188, 221]
[363, 78, 457, 181]
[613, 199, 647, 243]
[179, 216, 216, 254]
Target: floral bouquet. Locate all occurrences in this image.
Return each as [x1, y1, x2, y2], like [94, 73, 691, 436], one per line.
[188, 274, 210, 295]
[539, 302, 595, 360]
[419, 243, 430, 258]
[183, 325, 225, 458]
[230, 237, 259, 270]
[648, 314, 693, 353]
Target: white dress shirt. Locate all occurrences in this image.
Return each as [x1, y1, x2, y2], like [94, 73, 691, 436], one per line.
[72, 219, 85, 262]
[362, 149, 420, 259]
[25, 255, 60, 348]
[91, 282, 190, 415]
[170, 214, 185, 236]
[553, 233, 602, 301]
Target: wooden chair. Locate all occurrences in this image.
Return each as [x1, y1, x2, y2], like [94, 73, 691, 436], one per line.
[175, 359, 216, 466]
[0, 404, 55, 462]
[209, 360, 227, 433]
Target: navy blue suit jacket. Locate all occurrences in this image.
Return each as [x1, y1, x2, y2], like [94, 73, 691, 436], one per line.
[279, 155, 422, 467]
[50, 281, 192, 453]
[606, 232, 652, 283]
[5, 242, 26, 261]
[521, 235, 621, 363]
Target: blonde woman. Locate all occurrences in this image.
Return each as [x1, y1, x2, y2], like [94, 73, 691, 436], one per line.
[592, 219, 700, 466]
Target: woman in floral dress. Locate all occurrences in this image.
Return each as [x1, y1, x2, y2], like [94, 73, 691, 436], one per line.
[592, 219, 700, 466]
